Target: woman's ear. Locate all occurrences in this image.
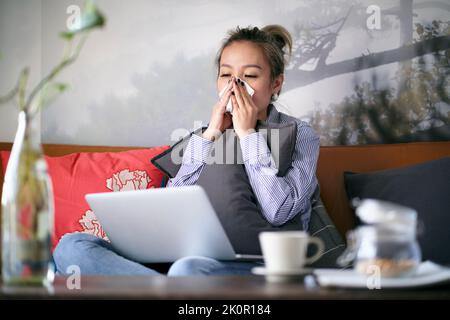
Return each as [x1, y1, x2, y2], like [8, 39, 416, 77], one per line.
[272, 74, 284, 95]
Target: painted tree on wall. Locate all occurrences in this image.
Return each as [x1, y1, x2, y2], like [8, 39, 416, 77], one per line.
[286, 0, 450, 88]
[308, 19, 449, 145]
[285, 0, 450, 145]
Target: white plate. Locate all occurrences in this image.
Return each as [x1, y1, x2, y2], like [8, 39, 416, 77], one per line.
[252, 266, 313, 276]
[314, 261, 450, 289]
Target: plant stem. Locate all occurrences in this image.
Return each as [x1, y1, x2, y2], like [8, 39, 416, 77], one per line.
[18, 68, 30, 111]
[62, 37, 74, 61]
[27, 33, 88, 117]
[0, 67, 29, 105]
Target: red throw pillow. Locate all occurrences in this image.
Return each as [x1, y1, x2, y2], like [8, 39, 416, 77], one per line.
[0, 147, 169, 250]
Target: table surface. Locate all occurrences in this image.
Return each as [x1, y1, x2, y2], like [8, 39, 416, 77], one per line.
[1, 274, 450, 300]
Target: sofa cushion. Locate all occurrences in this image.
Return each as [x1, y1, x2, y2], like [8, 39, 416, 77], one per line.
[308, 187, 346, 268]
[1, 146, 169, 250]
[344, 157, 450, 264]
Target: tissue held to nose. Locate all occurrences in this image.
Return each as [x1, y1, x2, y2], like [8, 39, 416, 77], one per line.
[219, 78, 255, 113]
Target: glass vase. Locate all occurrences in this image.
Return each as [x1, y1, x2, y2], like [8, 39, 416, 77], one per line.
[1, 111, 54, 287]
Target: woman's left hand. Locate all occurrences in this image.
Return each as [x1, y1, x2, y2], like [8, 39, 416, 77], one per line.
[230, 78, 258, 139]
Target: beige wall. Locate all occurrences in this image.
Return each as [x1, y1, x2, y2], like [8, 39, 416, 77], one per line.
[0, 0, 41, 142]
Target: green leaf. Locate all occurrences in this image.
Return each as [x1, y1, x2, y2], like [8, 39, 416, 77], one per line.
[39, 82, 69, 109]
[54, 82, 69, 93]
[59, 31, 75, 40]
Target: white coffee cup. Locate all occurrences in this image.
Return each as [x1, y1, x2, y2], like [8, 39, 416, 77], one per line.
[259, 231, 324, 273]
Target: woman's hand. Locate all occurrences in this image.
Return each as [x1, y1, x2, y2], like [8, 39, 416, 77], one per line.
[203, 81, 233, 141]
[230, 78, 258, 139]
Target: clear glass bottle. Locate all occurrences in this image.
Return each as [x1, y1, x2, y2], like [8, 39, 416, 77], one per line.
[1, 111, 54, 287]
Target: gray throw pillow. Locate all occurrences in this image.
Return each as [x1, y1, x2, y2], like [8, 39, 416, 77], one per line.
[307, 186, 346, 268]
[150, 126, 205, 180]
[195, 126, 302, 254]
[344, 157, 450, 265]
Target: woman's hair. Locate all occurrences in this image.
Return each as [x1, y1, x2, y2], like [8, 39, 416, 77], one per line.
[216, 25, 293, 81]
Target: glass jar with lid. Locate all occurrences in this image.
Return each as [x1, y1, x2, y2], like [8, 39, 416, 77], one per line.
[338, 199, 422, 277]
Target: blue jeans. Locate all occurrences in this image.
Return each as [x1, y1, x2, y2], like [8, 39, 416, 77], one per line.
[53, 233, 261, 276]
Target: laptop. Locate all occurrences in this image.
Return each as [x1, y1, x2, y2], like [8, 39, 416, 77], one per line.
[85, 185, 263, 263]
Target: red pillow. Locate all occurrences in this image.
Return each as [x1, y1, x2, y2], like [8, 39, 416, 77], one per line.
[0, 147, 169, 250]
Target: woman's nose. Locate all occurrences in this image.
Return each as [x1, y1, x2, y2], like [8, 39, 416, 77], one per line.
[230, 75, 242, 82]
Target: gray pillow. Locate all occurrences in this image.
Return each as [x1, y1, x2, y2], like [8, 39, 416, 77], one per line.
[307, 186, 346, 268]
[150, 126, 205, 180]
[195, 126, 302, 254]
[344, 157, 450, 265]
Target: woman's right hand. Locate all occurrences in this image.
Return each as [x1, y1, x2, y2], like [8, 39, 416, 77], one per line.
[202, 82, 233, 141]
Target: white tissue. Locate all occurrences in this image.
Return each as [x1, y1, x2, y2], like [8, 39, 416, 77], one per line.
[218, 78, 255, 113]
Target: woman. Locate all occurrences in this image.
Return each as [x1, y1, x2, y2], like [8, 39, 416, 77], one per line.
[53, 25, 320, 276]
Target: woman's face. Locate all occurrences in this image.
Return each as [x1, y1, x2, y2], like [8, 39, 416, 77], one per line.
[217, 40, 283, 119]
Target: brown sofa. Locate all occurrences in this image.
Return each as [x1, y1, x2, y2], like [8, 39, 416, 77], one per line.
[1, 141, 450, 238]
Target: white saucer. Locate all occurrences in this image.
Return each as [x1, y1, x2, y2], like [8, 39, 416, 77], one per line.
[252, 266, 313, 277]
[314, 261, 450, 289]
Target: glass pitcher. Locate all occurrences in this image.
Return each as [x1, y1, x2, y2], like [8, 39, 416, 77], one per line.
[338, 199, 422, 277]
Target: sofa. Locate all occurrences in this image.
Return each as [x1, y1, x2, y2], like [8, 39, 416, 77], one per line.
[2, 141, 450, 237]
[1, 140, 450, 262]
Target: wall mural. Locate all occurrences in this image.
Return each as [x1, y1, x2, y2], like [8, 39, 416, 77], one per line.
[284, 0, 450, 145]
[1, 0, 448, 147]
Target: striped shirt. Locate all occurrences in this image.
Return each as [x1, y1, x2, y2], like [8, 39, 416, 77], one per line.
[167, 105, 320, 230]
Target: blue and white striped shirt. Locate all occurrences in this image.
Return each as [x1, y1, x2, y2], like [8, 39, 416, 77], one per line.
[167, 105, 320, 230]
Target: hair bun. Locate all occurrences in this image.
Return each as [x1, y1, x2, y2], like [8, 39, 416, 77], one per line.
[261, 25, 292, 58]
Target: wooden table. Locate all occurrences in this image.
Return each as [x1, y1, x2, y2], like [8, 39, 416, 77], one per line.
[1, 274, 450, 300]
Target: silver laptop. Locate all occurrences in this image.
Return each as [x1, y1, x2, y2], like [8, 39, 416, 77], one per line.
[85, 185, 262, 263]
